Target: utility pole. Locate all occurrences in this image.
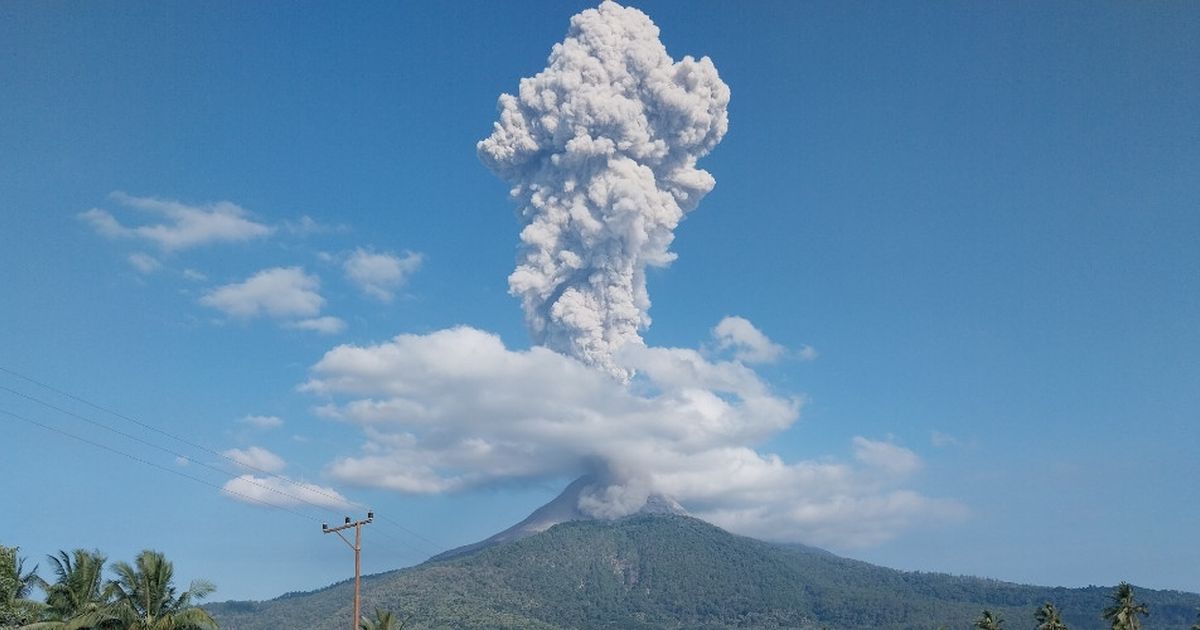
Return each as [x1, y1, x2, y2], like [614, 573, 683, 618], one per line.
[323, 512, 373, 630]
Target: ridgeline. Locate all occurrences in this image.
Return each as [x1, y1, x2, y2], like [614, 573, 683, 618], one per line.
[207, 514, 1200, 629]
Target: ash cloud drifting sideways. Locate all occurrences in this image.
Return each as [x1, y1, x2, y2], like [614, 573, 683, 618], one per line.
[301, 2, 964, 548]
[478, 1, 729, 381]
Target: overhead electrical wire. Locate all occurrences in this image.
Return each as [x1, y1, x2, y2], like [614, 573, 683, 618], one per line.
[1, 384, 354, 518]
[0, 366, 356, 508]
[2, 389, 434, 557]
[0, 365, 446, 556]
[374, 515, 444, 552]
[3, 402, 429, 561]
[1, 406, 320, 524]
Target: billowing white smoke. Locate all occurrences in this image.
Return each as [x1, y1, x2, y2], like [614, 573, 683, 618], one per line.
[301, 2, 966, 549]
[478, 1, 730, 381]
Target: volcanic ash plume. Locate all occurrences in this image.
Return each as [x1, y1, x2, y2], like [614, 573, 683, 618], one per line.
[478, 1, 730, 381]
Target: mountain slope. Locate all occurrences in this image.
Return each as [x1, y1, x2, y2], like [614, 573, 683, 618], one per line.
[431, 475, 687, 561]
[208, 514, 1200, 630]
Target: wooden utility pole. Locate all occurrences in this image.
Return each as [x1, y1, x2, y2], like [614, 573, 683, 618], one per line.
[323, 512, 373, 630]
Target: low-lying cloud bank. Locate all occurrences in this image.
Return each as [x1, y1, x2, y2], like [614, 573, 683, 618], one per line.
[302, 321, 965, 548]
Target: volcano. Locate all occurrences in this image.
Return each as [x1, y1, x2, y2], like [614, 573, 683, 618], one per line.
[207, 479, 1200, 630]
[430, 475, 687, 561]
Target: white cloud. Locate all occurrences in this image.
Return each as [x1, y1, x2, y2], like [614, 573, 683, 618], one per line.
[302, 323, 964, 548]
[343, 248, 423, 302]
[222, 446, 286, 474]
[200, 267, 324, 319]
[79, 192, 273, 250]
[79, 207, 126, 237]
[240, 415, 284, 430]
[182, 268, 208, 282]
[851, 436, 923, 476]
[712, 316, 786, 363]
[797, 345, 819, 361]
[285, 316, 347, 335]
[127, 252, 161, 274]
[283, 215, 347, 236]
[931, 430, 960, 448]
[221, 474, 350, 510]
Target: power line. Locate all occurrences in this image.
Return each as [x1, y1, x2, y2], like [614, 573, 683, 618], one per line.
[266, 452, 442, 552]
[1, 406, 320, 524]
[376, 515, 444, 551]
[0, 366, 352, 507]
[0, 365, 447, 555]
[323, 513, 374, 630]
[3, 400, 429, 562]
[1, 384, 351, 518]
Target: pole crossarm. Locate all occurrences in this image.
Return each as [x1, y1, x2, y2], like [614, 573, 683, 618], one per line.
[323, 517, 373, 534]
[322, 512, 374, 630]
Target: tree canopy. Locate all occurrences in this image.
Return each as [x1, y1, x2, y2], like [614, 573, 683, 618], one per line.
[1103, 582, 1149, 630]
[2, 547, 215, 630]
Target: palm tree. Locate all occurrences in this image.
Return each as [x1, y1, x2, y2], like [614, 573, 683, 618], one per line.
[1, 545, 44, 627]
[1034, 602, 1069, 630]
[1102, 582, 1148, 630]
[100, 550, 217, 630]
[974, 610, 1004, 630]
[361, 608, 408, 630]
[35, 549, 110, 624]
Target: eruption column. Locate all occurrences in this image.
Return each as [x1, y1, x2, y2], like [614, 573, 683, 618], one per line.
[479, 1, 730, 381]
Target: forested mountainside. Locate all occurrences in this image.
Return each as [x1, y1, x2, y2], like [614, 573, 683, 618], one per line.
[208, 514, 1200, 630]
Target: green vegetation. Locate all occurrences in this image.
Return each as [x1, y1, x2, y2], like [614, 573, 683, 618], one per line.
[1035, 601, 1069, 630]
[103, 550, 217, 630]
[205, 514, 1200, 630]
[9, 521, 1195, 630]
[974, 610, 1003, 629]
[361, 608, 407, 630]
[1, 547, 216, 630]
[1, 546, 43, 628]
[1103, 582, 1149, 630]
[35, 549, 108, 623]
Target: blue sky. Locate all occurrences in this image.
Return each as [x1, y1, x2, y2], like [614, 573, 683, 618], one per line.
[2, 1, 1198, 602]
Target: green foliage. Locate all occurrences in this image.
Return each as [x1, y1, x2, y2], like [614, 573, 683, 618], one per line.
[204, 514, 1200, 630]
[38, 549, 109, 624]
[361, 608, 408, 630]
[1035, 601, 1069, 630]
[102, 550, 217, 630]
[1102, 582, 1148, 630]
[974, 609, 1003, 629]
[0, 545, 43, 629]
[1, 546, 216, 630]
